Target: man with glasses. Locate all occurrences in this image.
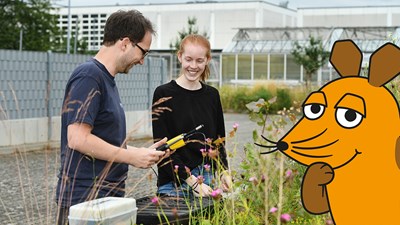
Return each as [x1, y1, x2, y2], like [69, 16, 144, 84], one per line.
[135, 42, 149, 58]
[55, 10, 166, 225]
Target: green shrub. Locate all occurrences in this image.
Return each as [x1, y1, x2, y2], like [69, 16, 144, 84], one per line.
[231, 87, 252, 113]
[269, 89, 292, 113]
[219, 84, 303, 114]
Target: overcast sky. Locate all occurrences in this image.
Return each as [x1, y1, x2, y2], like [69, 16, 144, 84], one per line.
[53, 0, 400, 10]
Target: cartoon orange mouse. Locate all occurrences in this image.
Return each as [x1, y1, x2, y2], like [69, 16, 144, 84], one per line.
[258, 39, 400, 225]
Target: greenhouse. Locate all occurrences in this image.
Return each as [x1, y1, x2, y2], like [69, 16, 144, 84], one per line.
[218, 26, 400, 86]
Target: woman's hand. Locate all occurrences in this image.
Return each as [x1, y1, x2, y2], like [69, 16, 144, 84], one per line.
[185, 175, 213, 197]
[220, 170, 233, 192]
[192, 182, 213, 197]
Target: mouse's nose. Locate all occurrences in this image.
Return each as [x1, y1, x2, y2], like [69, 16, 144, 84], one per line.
[277, 141, 288, 151]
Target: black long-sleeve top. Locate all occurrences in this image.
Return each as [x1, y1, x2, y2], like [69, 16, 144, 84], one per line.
[152, 80, 228, 186]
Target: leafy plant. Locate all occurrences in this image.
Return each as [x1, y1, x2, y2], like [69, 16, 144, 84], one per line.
[291, 36, 330, 90]
[149, 97, 332, 224]
[169, 17, 209, 52]
[0, 0, 59, 51]
[219, 85, 294, 114]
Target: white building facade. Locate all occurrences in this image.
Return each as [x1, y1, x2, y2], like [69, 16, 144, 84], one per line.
[54, 1, 297, 51]
[53, 2, 400, 85]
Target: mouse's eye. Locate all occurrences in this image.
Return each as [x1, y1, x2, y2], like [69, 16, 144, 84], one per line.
[303, 104, 325, 120]
[336, 108, 363, 128]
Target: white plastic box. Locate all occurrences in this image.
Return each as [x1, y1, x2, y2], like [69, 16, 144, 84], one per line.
[68, 197, 137, 225]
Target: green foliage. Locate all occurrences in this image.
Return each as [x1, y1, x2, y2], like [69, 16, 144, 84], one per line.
[270, 89, 292, 113]
[291, 36, 330, 89]
[0, 0, 59, 51]
[169, 17, 209, 52]
[230, 87, 253, 113]
[231, 100, 331, 224]
[219, 85, 294, 114]
[146, 90, 333, 224]
[189, 101, 330, 224]
[53, 31, 89, 54]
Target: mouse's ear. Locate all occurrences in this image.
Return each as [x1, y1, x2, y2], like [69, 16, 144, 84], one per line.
[368, 43, 400, 87]
[330, 39, 363, 77]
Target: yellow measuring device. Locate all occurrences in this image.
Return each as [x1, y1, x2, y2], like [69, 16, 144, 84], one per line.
[156, 124, 204, 151]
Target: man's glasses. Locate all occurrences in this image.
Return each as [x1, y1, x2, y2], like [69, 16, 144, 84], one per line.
[134, 43, 149, 59]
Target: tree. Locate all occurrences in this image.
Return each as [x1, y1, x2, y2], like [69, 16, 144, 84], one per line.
[169, 17, 209, 52]
[0, 0, 59, 51]
[52, 23, 89, 54]
[291, 36, 330, 89]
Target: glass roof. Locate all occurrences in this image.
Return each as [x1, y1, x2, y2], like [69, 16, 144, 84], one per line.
[223, 27, 400, 54]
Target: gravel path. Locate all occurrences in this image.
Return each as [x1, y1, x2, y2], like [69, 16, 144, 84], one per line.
[0, 113, 258, 225]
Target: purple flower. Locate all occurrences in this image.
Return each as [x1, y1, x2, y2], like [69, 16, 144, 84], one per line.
[151, 196, 159, 206]
[233, 122, 239, 130]
[174, 165, 179, 173]
[261, 174, 266, 183]
[185, 166, 191, 175]
[172, 207, 178, 219]
[280, 213, 291, 223]
[269, 207, 278, 213]
[249, 176, 258, 185]
[285, 169, 292, 178]
[326, 219, 334, 225]
[197, 175, 204, 184]
[200, 148, 207, 157]
[211, 188, 223, 200]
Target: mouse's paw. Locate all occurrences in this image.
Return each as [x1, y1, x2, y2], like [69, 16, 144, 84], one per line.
[305, 162, 334, 185]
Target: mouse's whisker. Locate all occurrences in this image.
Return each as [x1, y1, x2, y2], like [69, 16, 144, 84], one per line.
[261, 135, 278, 144]
[254, 142, 277, 148]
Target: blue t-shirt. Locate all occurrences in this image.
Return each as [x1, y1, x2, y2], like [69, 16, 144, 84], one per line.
[56, 58, 128, 207]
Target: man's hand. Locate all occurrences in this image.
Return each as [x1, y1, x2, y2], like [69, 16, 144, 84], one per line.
[126, 137, 167, 168]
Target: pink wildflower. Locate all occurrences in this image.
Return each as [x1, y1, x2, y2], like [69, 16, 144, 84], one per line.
[261, 174, 266, 183]
[233, 122, 239, 130]
[280, 213, 291, 223]
[172, 207, 178, 219]
[185, 166, 191, 175]
[151, 196, 159, 206]
[269, 207, 278, 213]
[208, 147, 218, 159]
[249, 176, 258, 185]
[197, 175, 204, 184]
[200, 148, 207, 157]
[204, 164, 211, 171]
[326, 219, 334, 225]
[174, 165, 179, 173]
[285, 169, 292, 178]
[211, 188, 223, 200]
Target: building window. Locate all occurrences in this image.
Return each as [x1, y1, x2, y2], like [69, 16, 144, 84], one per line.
[286, 55, 301, 81]
[237, 55, 251, 80]
[221, 55, 236, 83]
[254, 54, 269, 80]
[270, 55, 284, 80]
